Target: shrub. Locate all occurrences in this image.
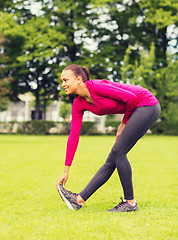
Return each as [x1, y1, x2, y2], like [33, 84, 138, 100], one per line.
[18, 120, 55, 135]
[80, 122, 97, 135]
[105, 120, 121, 134]
[150, 121, 178, 135]
[59, 122, 71, 135]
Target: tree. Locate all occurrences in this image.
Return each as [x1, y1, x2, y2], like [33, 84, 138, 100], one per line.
[91, 0, 178, 123]
[0, 1, 66, 119]
[0, 0, 97, 114]
[121, 43, 178, 123]
[83, 0, 155, 80]
[0, 34, 11, 112]
[0, 0, 34, 22]
[15, 16, 66, 119]
[153, 55, 178, 122]
[139, 0, 177, 29]
[59, 101, 72, 120]
[0, 11, 66, 119]
[138, 0, 178, 66]
[42, 0, 97, 103]
[1, 0, 177, 120]
[86, 0, 177, 80]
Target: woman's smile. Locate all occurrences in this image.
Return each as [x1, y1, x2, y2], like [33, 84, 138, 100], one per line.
[61, 70, 79, 95]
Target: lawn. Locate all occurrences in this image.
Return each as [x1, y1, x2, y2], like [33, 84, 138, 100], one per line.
[0, 135, 177, 240]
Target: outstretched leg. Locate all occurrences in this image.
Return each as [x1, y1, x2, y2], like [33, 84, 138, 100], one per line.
[79, 151, 116, 201]
[79, 103, 161, 202]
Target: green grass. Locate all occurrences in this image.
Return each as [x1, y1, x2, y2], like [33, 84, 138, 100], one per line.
[0, 135, 177, 240]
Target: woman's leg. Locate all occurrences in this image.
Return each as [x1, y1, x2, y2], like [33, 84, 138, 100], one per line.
[79, 103, 161, 202]
[113, 103, 161, 200]
[79, 151, 116, 201]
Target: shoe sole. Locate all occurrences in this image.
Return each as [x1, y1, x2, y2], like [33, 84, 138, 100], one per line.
[57, 185, 75, 210]
[108, 206, 138, 212]
[108, 208, 138, 212]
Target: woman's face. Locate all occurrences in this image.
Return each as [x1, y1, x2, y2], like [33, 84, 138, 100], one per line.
[61, 70, 79, 95]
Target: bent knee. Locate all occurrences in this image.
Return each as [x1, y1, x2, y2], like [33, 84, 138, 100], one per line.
[111, 146, 127, 157]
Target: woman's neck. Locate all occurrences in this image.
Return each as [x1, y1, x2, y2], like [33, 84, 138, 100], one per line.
[76, 82, 94, 104]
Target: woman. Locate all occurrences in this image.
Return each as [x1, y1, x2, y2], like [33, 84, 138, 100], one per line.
[56, 64, 161, 212]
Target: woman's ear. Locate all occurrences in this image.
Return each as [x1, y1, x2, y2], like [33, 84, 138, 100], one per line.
[76, 76, 83, 85]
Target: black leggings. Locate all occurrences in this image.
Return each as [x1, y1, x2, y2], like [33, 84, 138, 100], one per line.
[79, 103, 161, 201]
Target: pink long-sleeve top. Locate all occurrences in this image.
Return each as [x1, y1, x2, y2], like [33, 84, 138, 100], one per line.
[65, 79, 158, 166]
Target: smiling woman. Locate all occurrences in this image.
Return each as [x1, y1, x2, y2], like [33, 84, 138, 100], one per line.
[61, 65, 93, 104]
[57, 64, 161, 213]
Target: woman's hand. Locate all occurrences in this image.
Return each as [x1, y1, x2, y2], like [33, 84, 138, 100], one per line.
[116, 122, 126, 140]
[56, 166, 70, 189]
[56, 172, 68, 188]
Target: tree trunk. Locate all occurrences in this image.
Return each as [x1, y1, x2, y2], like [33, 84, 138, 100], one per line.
[155, 27, 168, 67]
[43, 95, 46, 120]
[35, 88, 40, 119]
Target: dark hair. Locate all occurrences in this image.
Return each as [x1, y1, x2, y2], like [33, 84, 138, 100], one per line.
[63, 64, 90, 82]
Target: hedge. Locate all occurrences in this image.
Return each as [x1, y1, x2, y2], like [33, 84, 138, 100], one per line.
[17, 120, 55, 135]
[105, 120, 178, 135]
[150, 121, 178, 135]
[17, 121, 97, 135]
[0, 120, 98, 135]
[0, 120, 177, 135]
[80, 122, 97, 135]
[105, 120, 121, 134]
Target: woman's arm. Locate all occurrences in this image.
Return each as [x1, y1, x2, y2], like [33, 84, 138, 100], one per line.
[65, 99, 84, 166]
[56, 98, 84, 187]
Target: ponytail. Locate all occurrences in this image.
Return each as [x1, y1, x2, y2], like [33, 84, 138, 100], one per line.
[82, 66, 90, 82]
[63, 64, 90, 82]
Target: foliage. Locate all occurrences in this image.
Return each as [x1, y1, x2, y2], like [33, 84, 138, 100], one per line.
[0, 77, 10, 111]
[0, 0, 33, 22]
[139, 0, 178, 29]
[150, 121, 178, 135]
[0, 0, 177, 122]
[59, 102, 72, 120]
[86, 0, 177, 80]
[167, 102, 178, 123]
[17, 120, 55, 135]
[16, 16, 65, 63]
[80, 121, 97, 135]
[106, 114, 116, 120]
[0, 12, 66, 119]
[121, 43, 178, 123]
[0, 34, 11, 111]
[0, 120, 98, 135]
[42, 0, 98, 103]
[84, 0, 145, 80]
[154, 58, 178, 122]
[105, 120, 121, 134]
[105, 107, 178, 136]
